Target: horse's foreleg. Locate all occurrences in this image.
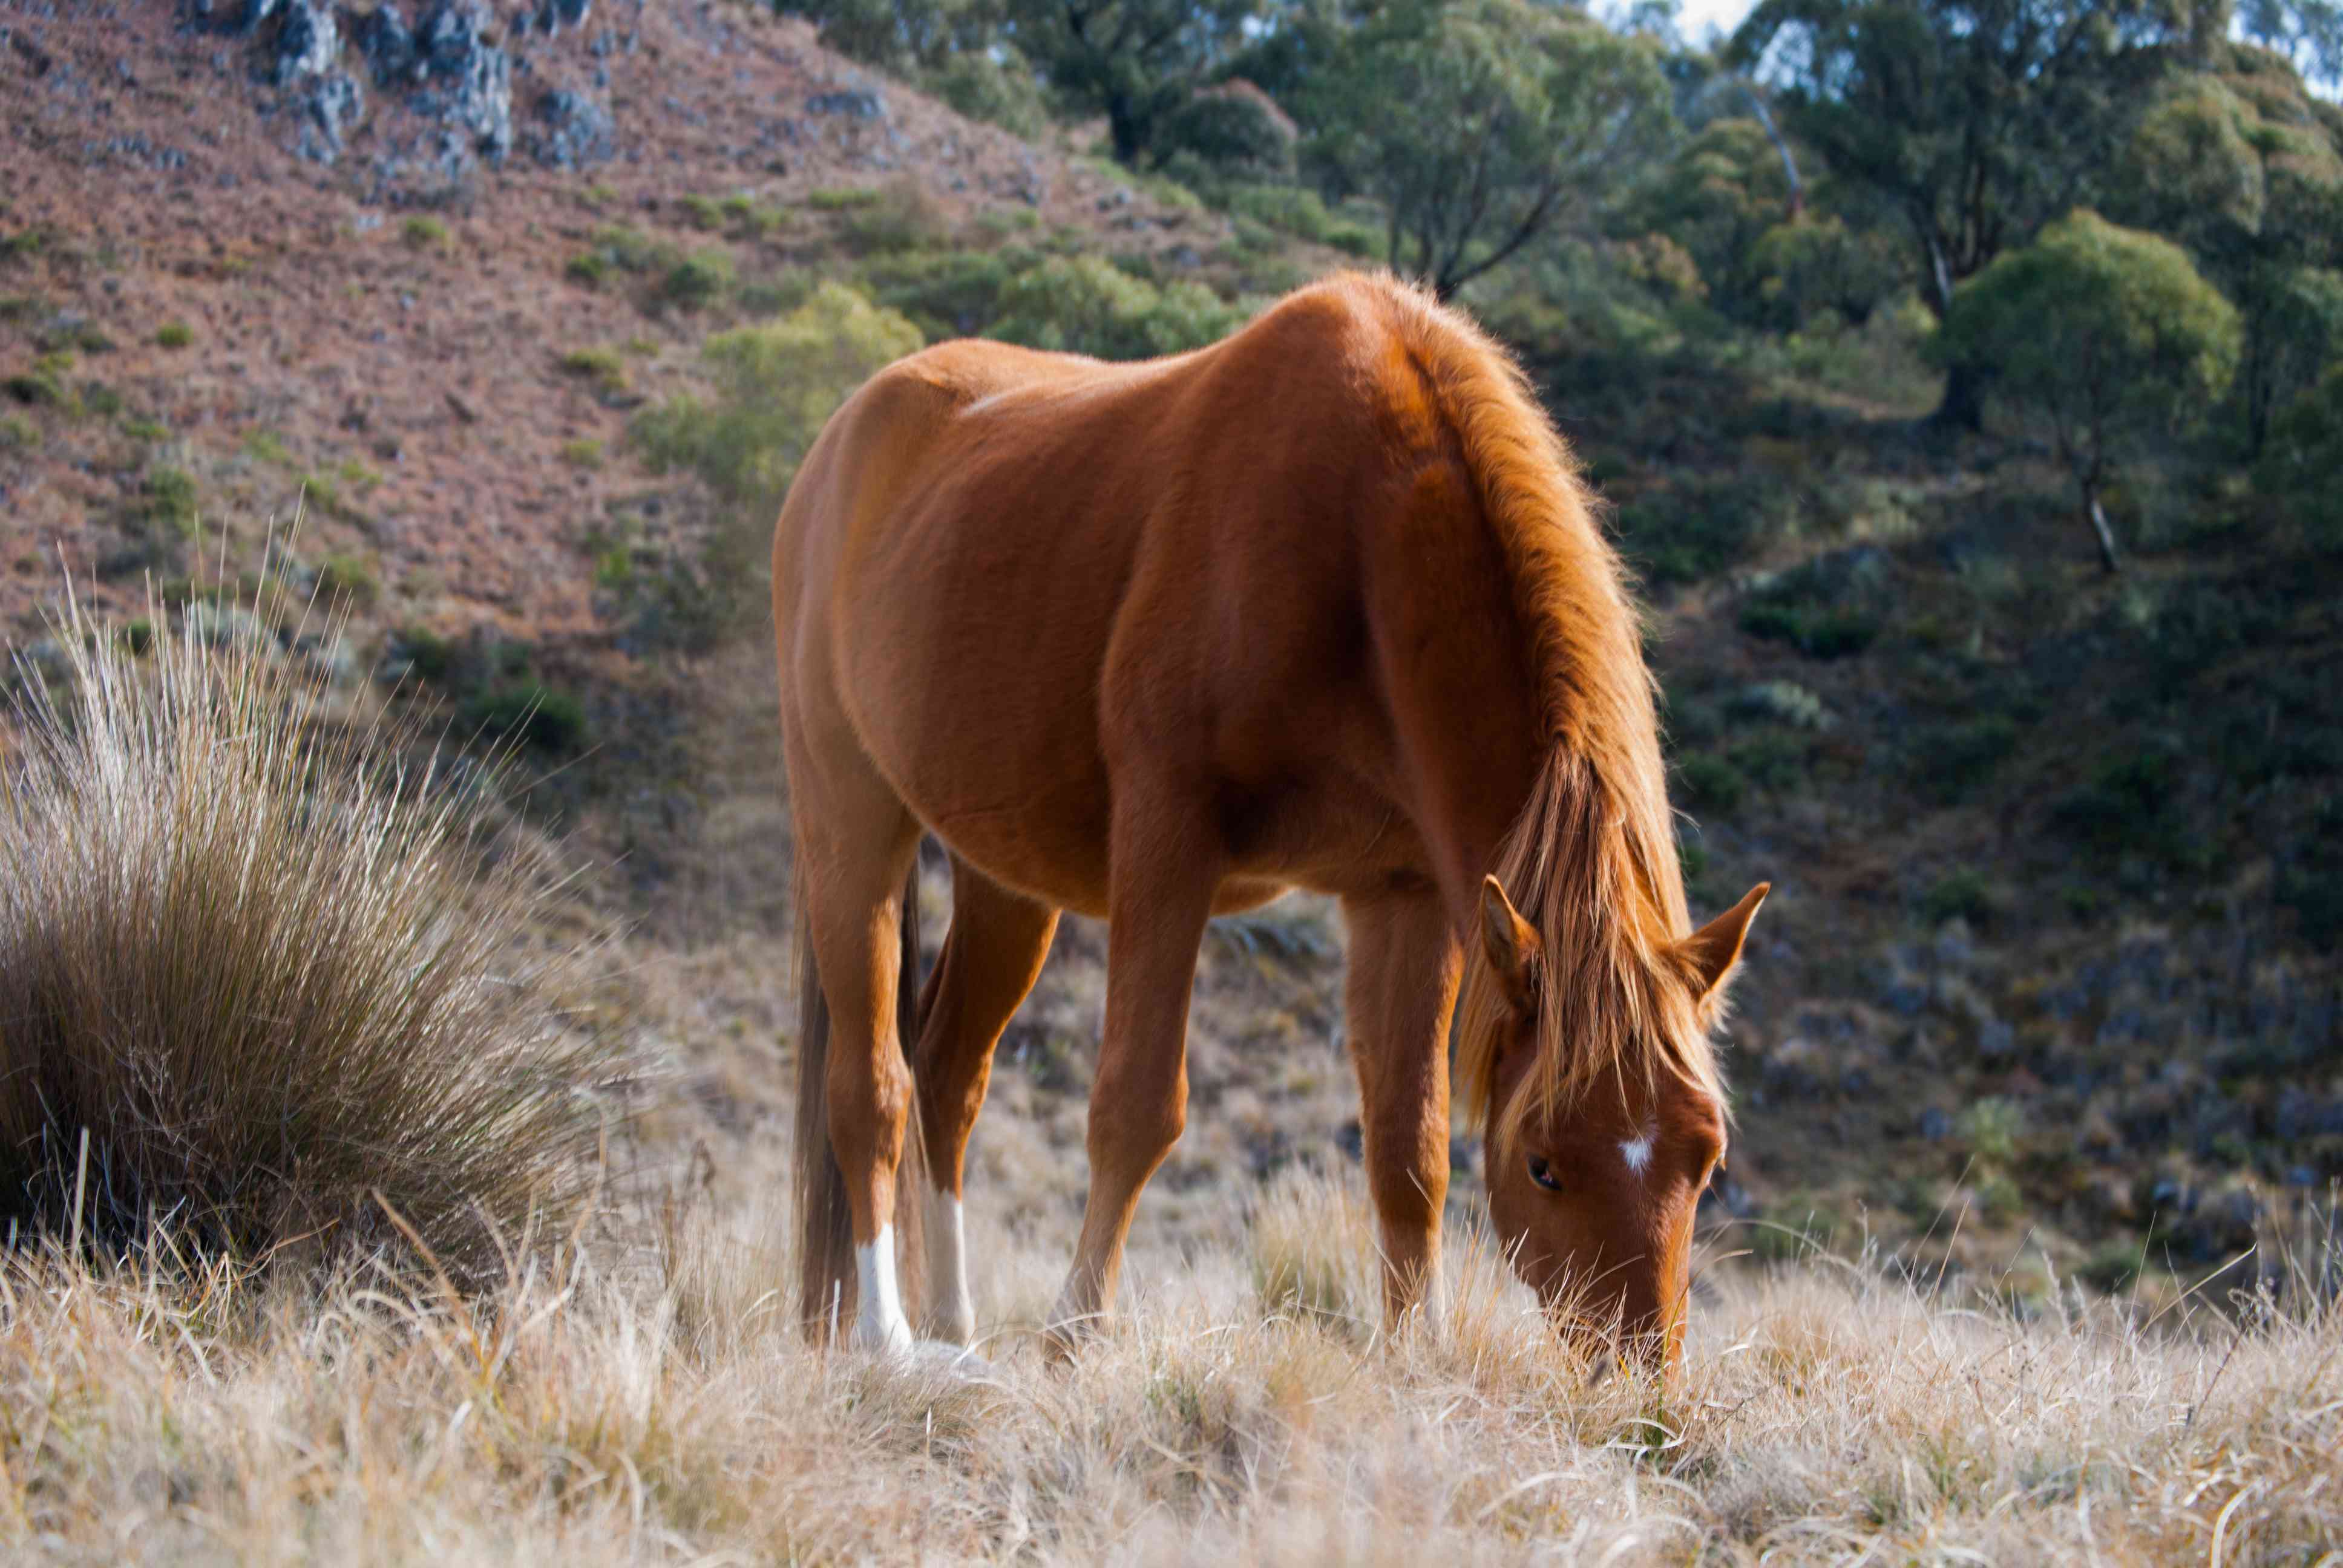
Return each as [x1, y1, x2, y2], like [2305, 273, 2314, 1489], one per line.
[913, 861, 1060, 1345]
[1341, 888, 1463, 1334]
[1047, 803, 1217, 1352]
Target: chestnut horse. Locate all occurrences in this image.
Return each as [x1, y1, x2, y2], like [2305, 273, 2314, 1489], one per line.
[778, 271, 1766, 1370]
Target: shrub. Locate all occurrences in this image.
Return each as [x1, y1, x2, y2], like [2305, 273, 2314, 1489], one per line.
[986, 255, 1248, 361]
[0, 596, 619, 1279]
[859, 247, 1021, 339]
[634, 281, 923, 512]
[1676, 752, 1746, 815]
[660, 247, 735, 310]
[401, 215, 451, 251]
[315, 552, 380, 609]
[559, 345, 629, 393]
[1922, 868, 1995, 927]
[1156, 85, 1297, 183]
[2259, 365, 2343, 540]
[630, 283, 923, 644]
[0, 413, 34, 449]
[1222, 185, 1377, 256]
[561, 437, 605, 470]
[154, 320, 194, 350]
[839, 181, 952, 256]
[1613, 479, 1766, 586]
[926, 49, 1050, 139]
[462, 682, 589, 754]
[807, 186, 884, 212]
[1910, 715, 2019, 804]
[141, 467, 200, 534]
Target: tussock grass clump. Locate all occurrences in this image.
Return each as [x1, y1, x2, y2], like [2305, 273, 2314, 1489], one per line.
[0, 593, 622, 1282]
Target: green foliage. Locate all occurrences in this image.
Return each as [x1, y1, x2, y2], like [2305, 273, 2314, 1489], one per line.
[1922, 869, 1995, 927]
[462, 682, 589, 754]
[1735, 546, 1890, 658]
[562, 437, 606, 470]
[1155, 83, 1297, 183]
[927, 48, 1052, 139]
[807, 186, 885, 212]
[559, 346, 630, 393]
[1001, 0, 1268, 164]
[1302, 0, 1671, 298]
[154, 320, 194, 350]
[859, 247, 1023, 338]
[0, 414, 33, 450]
[401, 215, 451, 252]
[2109, 61, 2343, 452]
[1910, 715, 2020, 804]
[1746, 217, 1904, 330]
[1613, 478, 1768, 586]
[1676, 753, 1747, 815]
[838, 182, 953, 255]
[2259, 363, 2343, 534]
[1221, 185, 1377, 256]
[141, 467, 200, 535]
[1732, 0, 2200, 325]
[660, 248, 736, 310]
[635, 281, 925, 510]
[315, 554, 380, 609]
[1942, 210, 2241, 557]
[987, 255, 1250, 359]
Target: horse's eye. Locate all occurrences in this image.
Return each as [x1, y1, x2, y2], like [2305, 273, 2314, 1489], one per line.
[1527, 1154, 1562, 1192]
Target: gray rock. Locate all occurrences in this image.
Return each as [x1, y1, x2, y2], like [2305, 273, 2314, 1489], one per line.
[357, 3, 425, 87]
[270, 0, 337, 85]
[525, 87, 614, 168]
[295, 71, 364, 162]
[807, 88, 884, 120]
[1976, 1020, 2016, 1059]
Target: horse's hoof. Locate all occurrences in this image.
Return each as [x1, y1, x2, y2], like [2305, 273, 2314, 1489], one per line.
[913, 1338, 999, 1379]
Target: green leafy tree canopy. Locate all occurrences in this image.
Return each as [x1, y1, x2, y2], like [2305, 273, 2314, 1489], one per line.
[1941, 209, 2241, 572]
[1302, 0, 1672, 299]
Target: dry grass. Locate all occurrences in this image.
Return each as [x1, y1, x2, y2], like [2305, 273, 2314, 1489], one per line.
[0, 1162, 2333, 1564]
[0, 588, 626, 1282]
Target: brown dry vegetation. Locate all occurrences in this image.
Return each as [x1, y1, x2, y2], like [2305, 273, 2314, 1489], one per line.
[0, 1166, 2334, 1563]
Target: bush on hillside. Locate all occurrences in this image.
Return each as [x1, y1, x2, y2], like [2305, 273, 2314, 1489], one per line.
[1941, 209, 2240, 572]
[0, 596, 621, 1281]
[986, 254, 1250, 359]
[631, 283, 925, 642]
[2259, 364, 2343, 539]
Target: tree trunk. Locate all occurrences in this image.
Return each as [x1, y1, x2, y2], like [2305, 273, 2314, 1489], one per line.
[1930, 356, 1988, 433]
[1106, 92, 1145, 165]
[2084, 480, 2122, 574]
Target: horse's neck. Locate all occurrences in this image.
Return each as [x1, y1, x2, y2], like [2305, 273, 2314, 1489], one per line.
[1362, 494, 1550, 930]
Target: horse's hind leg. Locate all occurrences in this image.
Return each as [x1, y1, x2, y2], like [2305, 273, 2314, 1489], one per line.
[912, 859, 1059, 1344]
[791, 737, 923, 1353]
[1341, 888, 1462, 1333]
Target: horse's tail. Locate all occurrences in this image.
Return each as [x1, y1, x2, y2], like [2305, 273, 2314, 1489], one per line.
[793, 861, 929, 1339]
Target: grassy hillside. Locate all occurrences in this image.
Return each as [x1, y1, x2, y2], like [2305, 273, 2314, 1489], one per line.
[0, 0, 2339, 1558]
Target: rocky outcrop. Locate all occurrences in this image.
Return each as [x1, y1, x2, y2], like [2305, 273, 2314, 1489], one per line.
[525, 87, 614, 168]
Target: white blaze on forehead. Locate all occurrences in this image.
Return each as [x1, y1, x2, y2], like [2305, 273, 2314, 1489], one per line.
[1619, 1123, 1657, 1177]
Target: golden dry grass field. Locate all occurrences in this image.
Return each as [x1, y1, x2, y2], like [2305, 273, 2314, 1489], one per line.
[1, 1162, 2338, 1564]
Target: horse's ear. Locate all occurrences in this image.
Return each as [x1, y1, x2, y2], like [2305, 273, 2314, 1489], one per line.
[1682, 883, 1769, 1000]
[1478, 875, 1539, 1005]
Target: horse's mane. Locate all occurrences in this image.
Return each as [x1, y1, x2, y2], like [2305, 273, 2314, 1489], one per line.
[1347, 275, 1721, 1140]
